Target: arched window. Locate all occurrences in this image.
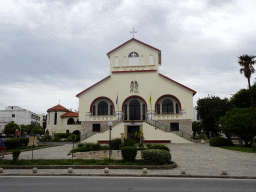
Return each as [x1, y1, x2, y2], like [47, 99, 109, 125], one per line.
[67, 118, 74, 125]
[176, 103, 179, 114]
[124, 56, 127, 66]
[128, 52, 139, 66]
[141, 55, 144, 65]
[92, 105, 96, 116]
[124, 104, 127, 120]
[54, 112, 57, 125]
[114, 56, 119, 66]
[149, 54, 154, 65]
[162, 99, 173, 114]
[98, 101, 108, 115]
[110, 105, 113, 115]
[157, 104, 160, 114]
[66, 129, 69, 133]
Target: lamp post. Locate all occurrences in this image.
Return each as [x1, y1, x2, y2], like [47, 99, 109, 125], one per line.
[108, 121, 113, 161]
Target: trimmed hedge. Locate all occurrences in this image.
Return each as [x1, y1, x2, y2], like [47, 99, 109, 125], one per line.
[121, 146, 138, 162]
[5, 138, 29, 149]
[54, 133, 72, 139]
[209, 137, 234, 147]
[142, 149, 171, 165]
[146, 143, 170, 152]
[12, 150, 21, 163]
[110, 138, 122, 150]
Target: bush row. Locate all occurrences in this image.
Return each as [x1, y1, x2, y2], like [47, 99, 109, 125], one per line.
[141, 149, 172, 165]
[209, 137, 234, 147]
[146, 143, 170, 152]
[5, 138, 29, 149]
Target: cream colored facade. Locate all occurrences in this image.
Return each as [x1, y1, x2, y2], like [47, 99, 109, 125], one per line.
[46, 105, 81, 135]
[77, 38, 196, 143]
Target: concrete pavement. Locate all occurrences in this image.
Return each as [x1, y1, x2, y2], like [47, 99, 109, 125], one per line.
[0, 142, 256, 178]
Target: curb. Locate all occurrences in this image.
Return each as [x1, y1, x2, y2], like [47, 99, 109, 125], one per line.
[0, 162, 177, 170]
[0, 173, 255, 179]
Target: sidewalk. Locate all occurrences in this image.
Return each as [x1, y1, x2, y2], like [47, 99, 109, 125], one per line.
[0, 143, 256, 178]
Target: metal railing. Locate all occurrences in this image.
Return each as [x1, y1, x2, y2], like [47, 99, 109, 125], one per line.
[123, 115, 146, 121]
[145, 117, 193, 142]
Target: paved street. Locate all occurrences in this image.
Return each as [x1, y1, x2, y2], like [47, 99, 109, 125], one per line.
[1, 142, 256, 178]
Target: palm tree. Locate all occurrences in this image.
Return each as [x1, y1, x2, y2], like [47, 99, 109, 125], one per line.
[239, 54, 256, 144]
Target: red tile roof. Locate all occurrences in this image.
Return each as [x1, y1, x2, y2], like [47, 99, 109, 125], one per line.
[159, 73, 197, 95]
[47, 104, 70, 112]
[106, 38, 161, 65]
[60, 112, 78, 118]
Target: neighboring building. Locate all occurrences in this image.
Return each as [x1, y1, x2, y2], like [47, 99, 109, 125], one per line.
[46, 104, 81, 135]
[0, 106, 40, 133]
[76, 38, 196, 143]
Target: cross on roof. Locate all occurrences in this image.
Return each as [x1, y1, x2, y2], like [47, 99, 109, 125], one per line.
[130, 28, 137, 38]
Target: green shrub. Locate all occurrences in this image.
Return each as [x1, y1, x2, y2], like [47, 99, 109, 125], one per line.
[124, 138, 137, 147]
[77, 143, 85, 148]
[198, 133, 207, 140]
[5, 138, 22, 149]
[54, 133, 72, 139]
[209, 137, 234, 147]
[110, 138, 122, 150]
[52, 137, 60, 142]
[252, 139, 256, 152]
[91, 143, 101, 151]
[121, 146, 138, 162]
[142, 149, 171, 165]
[146, 143, 170, 152]
[42, 135, 52, 141]
[100, 145, 109, 150]
[12, 150, 21, 163]
[20, 138, 29, 146]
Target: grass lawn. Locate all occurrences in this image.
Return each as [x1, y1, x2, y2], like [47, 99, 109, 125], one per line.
[5, 145, 48, 153]
[0, 159, 173, 166]
[219, 145, 256, 153]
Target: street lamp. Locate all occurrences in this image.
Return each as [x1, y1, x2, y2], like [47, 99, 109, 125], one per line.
[219, 124, 222, 136]
[108, 121, 113, 161]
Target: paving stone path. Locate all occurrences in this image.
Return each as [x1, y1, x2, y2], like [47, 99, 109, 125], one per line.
[1, 143, 256, 178]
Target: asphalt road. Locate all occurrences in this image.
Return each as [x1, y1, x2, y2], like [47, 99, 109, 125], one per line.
[1, 177, 256, 192]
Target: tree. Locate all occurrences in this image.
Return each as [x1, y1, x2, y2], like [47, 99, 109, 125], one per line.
[31, 126, 44, 135]
[230, 86, 256, 108]
[192, 121, 202, 138]
[219, 108, 256, 146]
[196, 96, 231, 137]
[238, 54, 256, 125]
[4, 122, 20, 135]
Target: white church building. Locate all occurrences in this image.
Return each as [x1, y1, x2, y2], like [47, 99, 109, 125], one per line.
[76, 37, 196, 143]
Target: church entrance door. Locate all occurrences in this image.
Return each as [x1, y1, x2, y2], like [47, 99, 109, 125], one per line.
[129, 99, 141, 120]
[127, 126, 140, 142]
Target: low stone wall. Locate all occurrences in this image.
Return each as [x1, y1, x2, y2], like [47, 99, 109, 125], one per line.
[73, 150, 142, 160]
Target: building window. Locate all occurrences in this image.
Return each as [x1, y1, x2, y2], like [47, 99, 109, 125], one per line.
[124, 104, 127, 120]
[110, 105, 113, 115]
[93, 124, 101, 132]
[157, 104, 160, 114]
[98, 101, 108, 115]
[143, 104, 146, 120]
[128, 52, 139, 66]
[54, 112, 57, 125]
[92, 105, 96, 116]
[66, 130, 69, 133]
[114, 56, 119, 66]
[162, 99, 174, 114]
[176, 103, 179, 114]
[12, 114, 15, 118]
[67, 118, 75, 125]
[149, 54, 154, 65]
[170, 123, 179, 131]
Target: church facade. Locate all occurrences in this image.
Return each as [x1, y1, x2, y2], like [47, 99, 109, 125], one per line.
[77, 38, 196, 143]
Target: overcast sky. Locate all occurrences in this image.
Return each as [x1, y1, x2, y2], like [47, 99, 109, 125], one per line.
[1, 0, 256, 114]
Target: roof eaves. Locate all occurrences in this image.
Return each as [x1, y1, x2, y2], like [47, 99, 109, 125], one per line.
[76, 76, 111, 97]
[159, 73, 197, 95]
